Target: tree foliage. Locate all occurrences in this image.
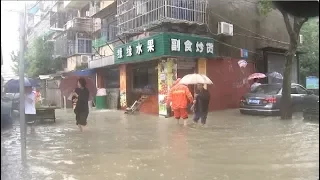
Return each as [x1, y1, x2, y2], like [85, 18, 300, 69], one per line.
[258, 1, 311, 119]
[11, 36, 63, 77]
[298, 18, 319, 85]
[258, 0, 273, 16]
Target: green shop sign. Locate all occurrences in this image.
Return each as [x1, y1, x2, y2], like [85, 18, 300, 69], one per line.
[114, 32, 215, 64]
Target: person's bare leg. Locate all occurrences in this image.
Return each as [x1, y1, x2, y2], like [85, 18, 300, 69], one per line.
[176, 119, 180, 125]
[82, 125, 87, 131]
[183, 119, 188, 126]
[78, 125, 83, 132]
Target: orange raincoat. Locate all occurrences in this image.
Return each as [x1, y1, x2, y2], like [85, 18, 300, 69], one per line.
[166, 79, 193, 110]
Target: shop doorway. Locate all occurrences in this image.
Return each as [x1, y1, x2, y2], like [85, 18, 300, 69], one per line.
[177, 58, 197, 99]
[103, 68, 120, 109]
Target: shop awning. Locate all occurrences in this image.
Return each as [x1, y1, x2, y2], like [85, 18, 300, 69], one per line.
[63, 69, 96, 77]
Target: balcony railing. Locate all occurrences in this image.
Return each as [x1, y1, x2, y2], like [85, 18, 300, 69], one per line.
[89, 6, 100, 17]
[54, 39, 93, 58]
[64, 1, 88, 9]
[88, 55, 114, 69]
[64, 17, 94, 32]
[117, 0, 207, 35]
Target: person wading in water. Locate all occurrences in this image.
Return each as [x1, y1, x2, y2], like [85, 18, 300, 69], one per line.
[71, 78, 89, 132]
[192, 84, 210, 126]
[166, 78, 194, 126]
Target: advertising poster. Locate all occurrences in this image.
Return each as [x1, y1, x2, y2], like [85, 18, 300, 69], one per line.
[119, 65, 127, 109]
[158, 58, 177, 116]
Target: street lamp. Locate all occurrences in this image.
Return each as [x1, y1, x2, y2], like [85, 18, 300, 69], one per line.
[19, 4, 27, 164]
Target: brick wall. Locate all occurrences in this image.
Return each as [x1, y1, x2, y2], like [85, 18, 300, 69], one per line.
[139, 95, 159, 115]
[206, 58, 255, 111]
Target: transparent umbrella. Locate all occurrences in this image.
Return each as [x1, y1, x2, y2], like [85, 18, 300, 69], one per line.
[179, 74, 213, 85]
[268, 72, 283, 79]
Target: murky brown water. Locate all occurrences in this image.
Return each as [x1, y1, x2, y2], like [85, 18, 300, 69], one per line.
[1, 109, 319, 180]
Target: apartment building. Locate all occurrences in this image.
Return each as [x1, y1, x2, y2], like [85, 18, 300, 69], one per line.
[88, 0, 296, 115]
[26, 1, 95, 72]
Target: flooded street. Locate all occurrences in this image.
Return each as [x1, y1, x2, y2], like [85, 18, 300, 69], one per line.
[1, 109, 319, 180]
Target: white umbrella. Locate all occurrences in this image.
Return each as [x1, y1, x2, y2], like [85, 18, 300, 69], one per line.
[179, 73, 213, 85]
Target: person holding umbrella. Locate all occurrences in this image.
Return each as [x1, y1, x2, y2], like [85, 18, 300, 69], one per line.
[60, 76, 97, 132]
[247, 73, 266, 91]
[251, 78, 261, 91]
[24, 85, 36, 124]
[178, 73, 213, 126]
[192, 84, 210, 126]
[71, 78, 90, 132]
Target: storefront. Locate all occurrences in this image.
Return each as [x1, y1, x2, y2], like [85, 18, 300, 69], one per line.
[96, 66, 120, 109]
[114, 32, 215, 115]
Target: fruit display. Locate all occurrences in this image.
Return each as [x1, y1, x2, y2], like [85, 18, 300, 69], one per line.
[159, 82, 168, 95]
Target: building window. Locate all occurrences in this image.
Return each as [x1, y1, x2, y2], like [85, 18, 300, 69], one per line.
[101, 17, 118, 42]
[104, 69, 120, 88]
[77, 39, 92, 54]
[132, 63, 157, 93]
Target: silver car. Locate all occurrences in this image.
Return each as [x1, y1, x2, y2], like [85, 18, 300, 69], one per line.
[239, 83, 319, 115]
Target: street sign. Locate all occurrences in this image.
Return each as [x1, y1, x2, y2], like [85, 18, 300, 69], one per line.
[306, 76, 319, 89]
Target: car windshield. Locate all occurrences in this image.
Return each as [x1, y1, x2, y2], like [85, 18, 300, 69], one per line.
[251, 84, 282, 94]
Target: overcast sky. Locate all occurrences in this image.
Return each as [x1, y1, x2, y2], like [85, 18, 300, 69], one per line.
[1, 1, 25, 80]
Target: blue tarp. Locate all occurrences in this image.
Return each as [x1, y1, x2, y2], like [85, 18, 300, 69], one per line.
[64, 69, 96, 77]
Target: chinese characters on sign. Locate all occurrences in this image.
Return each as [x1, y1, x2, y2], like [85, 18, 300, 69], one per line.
[115, 33, 216, 62]
[117, 39, 155, 59]
[171, 39, 214, 54]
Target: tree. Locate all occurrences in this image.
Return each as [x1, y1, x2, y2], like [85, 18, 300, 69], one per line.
[14, 36, 63, 78]
[258, 1, 317, 119]
[10, 50, 29, 75]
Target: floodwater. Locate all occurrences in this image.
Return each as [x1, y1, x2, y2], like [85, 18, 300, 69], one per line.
[1, 109, 319, 180]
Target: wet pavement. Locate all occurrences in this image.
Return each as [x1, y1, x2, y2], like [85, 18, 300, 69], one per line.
[1, 109, 319, 180]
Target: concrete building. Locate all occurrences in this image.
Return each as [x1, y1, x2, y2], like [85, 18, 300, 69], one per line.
[26, 1, 95, 72]
[88, 0, 299, 115]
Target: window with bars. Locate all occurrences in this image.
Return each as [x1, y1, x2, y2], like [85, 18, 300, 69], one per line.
[77, 39, 92, 54]
[101, 16, 118, 42]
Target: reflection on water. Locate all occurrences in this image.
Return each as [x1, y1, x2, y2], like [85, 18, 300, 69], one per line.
[1, 109, 319, 180]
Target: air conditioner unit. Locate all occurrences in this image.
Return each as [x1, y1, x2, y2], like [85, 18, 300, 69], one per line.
[80, 55, 91, 64]
[218, 22, 234, 36]
[85, 11, 90, 17]
[299, 34, 303, 44]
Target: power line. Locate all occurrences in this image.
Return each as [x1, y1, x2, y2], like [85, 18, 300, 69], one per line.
[207, 10, 290, 45]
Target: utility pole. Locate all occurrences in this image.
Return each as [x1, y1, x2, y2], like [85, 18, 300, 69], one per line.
[19, 6, 26, 163]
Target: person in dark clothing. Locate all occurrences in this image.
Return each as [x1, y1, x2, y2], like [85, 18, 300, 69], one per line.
[72, 88, 81, 110]
[72, 78, 89, 132]
[192, 84, 210, 125]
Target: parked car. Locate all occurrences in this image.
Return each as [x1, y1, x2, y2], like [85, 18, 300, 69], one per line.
[3, 93, 19, 110]
[239, 83, 319, 115]
[1, 96, 13, 125]
[303, 96, 319, 120]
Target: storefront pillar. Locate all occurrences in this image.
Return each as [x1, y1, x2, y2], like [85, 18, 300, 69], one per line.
[119, 64, 128, 109]
[158, 58, 178, 116]
[96, 69, 104, 88]
[198, 58, 208, 89]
